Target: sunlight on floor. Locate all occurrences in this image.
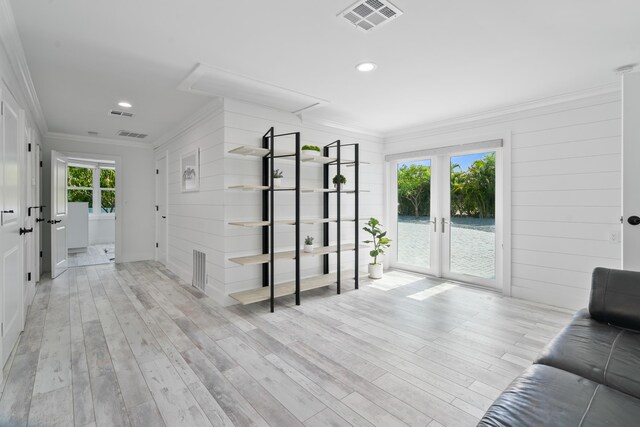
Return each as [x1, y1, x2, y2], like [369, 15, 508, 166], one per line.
[407, 282, 458, 301]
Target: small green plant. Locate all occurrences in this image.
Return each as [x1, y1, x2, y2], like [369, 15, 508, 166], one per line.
[302, 145, 321, 152]
[332, 174, 346, 185]
[273, 169, 283, 178]
[363, 217, 391, 265]
[304, 235, 314, 245]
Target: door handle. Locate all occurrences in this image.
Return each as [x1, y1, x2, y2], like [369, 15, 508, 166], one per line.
[441, 217, 449, 233]
[36, 218, 45, 223]
[1, 210, 14, 213]
[162, 216, 166, 219]
[628, 216, 640, 226]
[47, 219, 62, 224]
[428, 217, 437, 232]
[19, 227, 33, 235]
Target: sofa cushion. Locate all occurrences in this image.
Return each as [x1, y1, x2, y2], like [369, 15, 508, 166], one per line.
[535, 309, 640, 399]
[590, 267, 640, 330]
[478, 364, 640, 427]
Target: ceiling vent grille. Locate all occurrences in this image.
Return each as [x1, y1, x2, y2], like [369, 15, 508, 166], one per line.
[109, 109, 134, 118]
[117, 130, 148, 139]
[338, 0, 402, 32]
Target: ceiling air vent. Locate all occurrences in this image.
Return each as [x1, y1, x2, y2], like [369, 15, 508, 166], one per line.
[117, 130, 148, 139]
[338, 0, 403, 32]
[109, 109, 134, 118]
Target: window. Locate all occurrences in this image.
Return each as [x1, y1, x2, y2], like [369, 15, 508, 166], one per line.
[68, 166, 93, 212]
[67, 163, 116, 215]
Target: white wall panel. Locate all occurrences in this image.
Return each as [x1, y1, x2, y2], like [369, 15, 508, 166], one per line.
[385, 92, 622, 309]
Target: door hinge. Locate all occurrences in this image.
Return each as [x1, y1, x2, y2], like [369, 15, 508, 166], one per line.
[28, 143, 32, 152]
[1, 322, 3, 337]
[1, 101, 3, 115]
[40, 160, 43, 167]
[28, 272, 31, 281]
[156, 169, 159, 174]
[40, 250, 43, 258]
[155, 205, 159, 211]
[156, 242, 159, 248]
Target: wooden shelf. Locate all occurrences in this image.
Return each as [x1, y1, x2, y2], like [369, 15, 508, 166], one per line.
[229, 218, 356, 228]
[229, 244, 366, 266]
[229, 146, 338, 164]
[229, 271, 361, 305]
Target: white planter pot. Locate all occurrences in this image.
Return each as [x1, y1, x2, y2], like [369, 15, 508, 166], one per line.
[368, 263, 383, 279]
[304, 244, 314, 253]
[273, 177, 282, 187]
[302, 149, 320, 157]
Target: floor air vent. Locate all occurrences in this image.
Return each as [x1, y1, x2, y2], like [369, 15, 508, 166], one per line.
[117, 130, 148, 139]
[338, 0, 403, 32]
[192, 250, 207, 291]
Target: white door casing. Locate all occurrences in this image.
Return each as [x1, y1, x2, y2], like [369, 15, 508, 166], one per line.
[0, 85, 25, 370]
[50, 150, 68, 278]
[156, 155, 167, 264]
[623, 71, 640, 271]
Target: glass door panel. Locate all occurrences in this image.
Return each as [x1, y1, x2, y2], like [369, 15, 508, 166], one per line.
[447, 152, 496, 280]
[396, 160, 433, 270]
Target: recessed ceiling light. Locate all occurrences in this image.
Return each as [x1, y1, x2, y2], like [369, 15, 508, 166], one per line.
[356, 62, 377, 72]
[118, 101, 132, 108]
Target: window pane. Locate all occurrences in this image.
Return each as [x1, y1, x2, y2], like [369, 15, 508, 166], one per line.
[397, 160, 431, 268]
[68, 166, 93, 187]
[101, 190, 115, 213]
[68, 189, 92, 208]
[100, 168, 115, 188]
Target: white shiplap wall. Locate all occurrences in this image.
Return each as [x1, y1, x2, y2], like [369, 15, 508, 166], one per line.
[158, 98, 385, 305]
[385, 92, 622, 309]
[156, 100, 226, 298]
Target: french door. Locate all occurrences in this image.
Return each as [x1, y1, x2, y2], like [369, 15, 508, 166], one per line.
[392, 149, 501, 289]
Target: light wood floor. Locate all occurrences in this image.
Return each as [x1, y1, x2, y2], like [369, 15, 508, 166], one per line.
[0, 261, 572, 427]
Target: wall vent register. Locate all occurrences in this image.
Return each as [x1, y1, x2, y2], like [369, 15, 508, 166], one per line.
[338, 0, 403, 32]
[109, 109, 134, 117]
[117, 130, 148, 139]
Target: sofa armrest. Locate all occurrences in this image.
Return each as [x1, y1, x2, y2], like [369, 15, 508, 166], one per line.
[590, 267, 640, 331]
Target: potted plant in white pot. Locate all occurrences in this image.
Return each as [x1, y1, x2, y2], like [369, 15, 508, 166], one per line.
[302, 145, 321, 157]
[273, 169, 283, 187]
[333, 174, 346, 189]
[304, 235, 314, 253]
[363, 217, 391, 279]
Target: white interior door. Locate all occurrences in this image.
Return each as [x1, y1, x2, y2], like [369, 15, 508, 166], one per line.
[1, 86, 24, 369]
[50, 150, 68, 278]
[156, 155, 167, 264]
[23, 126, 36, 313]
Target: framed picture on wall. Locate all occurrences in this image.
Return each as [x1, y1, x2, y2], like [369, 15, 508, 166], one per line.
[180, 149, 200, 192]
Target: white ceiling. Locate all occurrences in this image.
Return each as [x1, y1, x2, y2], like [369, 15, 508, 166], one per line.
[10, 0, 640, 143]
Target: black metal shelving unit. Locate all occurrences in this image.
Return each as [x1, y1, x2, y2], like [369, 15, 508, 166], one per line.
[229, 127, 361, 312]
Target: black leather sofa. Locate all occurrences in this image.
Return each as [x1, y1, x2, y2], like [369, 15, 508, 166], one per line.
[479, 267, 640, 426]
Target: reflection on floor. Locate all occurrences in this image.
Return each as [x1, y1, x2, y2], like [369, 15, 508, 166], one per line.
[68, 244, 114, 267]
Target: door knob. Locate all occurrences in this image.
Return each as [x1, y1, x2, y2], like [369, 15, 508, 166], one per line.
[628, 216, 640, 226]
[19, 227, 33, 235]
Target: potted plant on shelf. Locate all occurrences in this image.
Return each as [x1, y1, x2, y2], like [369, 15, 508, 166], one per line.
[304, 235, 314, 253]
[333, 174, 346, 189]
[363, 217, 391, 279]
[273, 169, 283, 187]
[302, 145, 321, 157]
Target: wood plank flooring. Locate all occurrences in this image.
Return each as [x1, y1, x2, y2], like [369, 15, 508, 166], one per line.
[0, 262, 572, 426]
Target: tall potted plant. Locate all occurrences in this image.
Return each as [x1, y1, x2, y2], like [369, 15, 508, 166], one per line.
[363, 217, 391, 279]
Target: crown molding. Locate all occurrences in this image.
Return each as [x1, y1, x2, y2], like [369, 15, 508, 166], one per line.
[385, 82, 621, 141]
[152, 98, 224, 150]
[46, 132, 152, 149]
[0, 0, 48, 135]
